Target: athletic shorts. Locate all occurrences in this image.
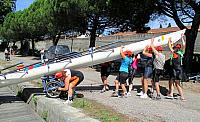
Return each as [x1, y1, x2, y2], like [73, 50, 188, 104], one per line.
[116, 71, 129, 84]
[153, 69, 163, 82]
[144, 66, 153, 79]
[101, 70, 110, 77]
[170, 67, 183, 81]
[70, 73, 84, 86]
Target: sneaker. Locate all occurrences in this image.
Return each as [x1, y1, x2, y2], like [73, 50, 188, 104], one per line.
[140, 93, 148, 99]
[106, 85, 109, 91]
[100, 89, 106, 93]
[166, 95, 173, 99]
[137, 91, 144, 96]
[149, 93, 155, 100]
[127, 92, 131, 96]
[111, 91, 118, 97]
[156, 95, 161, 100]
[180, 97, 187, 102]
[118, 93, 128, 98]
[63, 100, 73, 104]
[124, 93, 128, 98]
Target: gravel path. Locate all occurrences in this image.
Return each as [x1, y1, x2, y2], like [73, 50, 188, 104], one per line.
[79, 68, 200, 122]
[1, 53, 200, 122]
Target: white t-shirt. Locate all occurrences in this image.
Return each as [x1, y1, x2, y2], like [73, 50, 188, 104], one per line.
[153, 53, 165, 70]
[64, 69, 71, 76]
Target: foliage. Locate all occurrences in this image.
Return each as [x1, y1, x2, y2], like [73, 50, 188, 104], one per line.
[42, 110, 48, 121]
[0, 0, 157, 55]
[154, 0, 200, 73]
[0, 0, 16, 24]
[107, 0, 156, 32]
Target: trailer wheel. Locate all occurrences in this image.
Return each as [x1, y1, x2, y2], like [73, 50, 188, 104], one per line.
[46, 81, 61, 98]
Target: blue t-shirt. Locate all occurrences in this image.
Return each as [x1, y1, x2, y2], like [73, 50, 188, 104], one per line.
[119, 56, 132, 73]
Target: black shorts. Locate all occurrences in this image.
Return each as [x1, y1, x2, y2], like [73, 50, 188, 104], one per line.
[101, 67, 111, 77]
[153, 69, 163, 82]
[75, 72, 84, 86]
[129, 68, 137, 78]
[101, 71, 110, 77]
[170, 67, 183, 81]
[116, 71, 129, 84]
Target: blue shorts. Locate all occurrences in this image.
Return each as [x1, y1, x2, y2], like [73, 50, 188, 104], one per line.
[144, 67, 153, 79]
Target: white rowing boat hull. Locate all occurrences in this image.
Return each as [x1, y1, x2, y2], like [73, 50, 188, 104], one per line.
[0, 29, 186, 88]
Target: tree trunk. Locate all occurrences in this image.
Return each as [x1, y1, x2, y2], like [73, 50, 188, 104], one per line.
[89, 17, 98, 48]
[184, 28, 198, 73]
[52, 33, 61, 46]
[20, 40, 24, 54]
[31, 39, 35, 56]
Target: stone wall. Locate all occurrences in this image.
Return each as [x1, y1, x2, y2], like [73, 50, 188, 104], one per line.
[16, 31, 200, 53]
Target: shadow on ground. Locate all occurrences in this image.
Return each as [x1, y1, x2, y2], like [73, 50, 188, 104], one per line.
[6, 84, 169, 103]
[0, 95, 23, 105]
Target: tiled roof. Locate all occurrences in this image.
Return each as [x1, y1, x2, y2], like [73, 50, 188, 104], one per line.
[113, 26, 200, 36]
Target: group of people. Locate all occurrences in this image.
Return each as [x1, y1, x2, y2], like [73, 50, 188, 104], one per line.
[53, 35, 186, 104]
[101, 35, 186, 101]
[4, 46, 18, 61]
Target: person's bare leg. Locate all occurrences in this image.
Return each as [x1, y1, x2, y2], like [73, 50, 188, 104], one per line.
[151, 80, 155, 93]
[143, 78, 148, 94]
[129, 83, 133, 92]
[168, 80, 174, 96]
[155, 82, 160, 95]
[68, 83, 74, 98]
[175, 80, 185, 100]
[114, 80, 119, 91]
[141, 76, 144, 92]
[101, 76, 107, 90]
[121, 84, 127, 95]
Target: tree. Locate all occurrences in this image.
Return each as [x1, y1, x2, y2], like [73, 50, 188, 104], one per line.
[155, 0, 200, 73]
[160, 24, 163, 28]
[42, 0, 88, 46]
[86, 0, 155, 47]
[85, 0, 109, 47]
[0, 0, 16, 24]
[108, 0, 155, 33]
[167, 23, 171, 28]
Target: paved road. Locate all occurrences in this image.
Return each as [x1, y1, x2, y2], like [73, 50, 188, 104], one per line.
[0, 87, 44, 122]
[0, 53, 44, 122]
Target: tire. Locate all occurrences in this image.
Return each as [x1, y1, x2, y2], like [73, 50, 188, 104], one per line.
[46, 81, 61, 98]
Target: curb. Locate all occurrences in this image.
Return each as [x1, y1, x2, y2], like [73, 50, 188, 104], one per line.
[9, 82, 99, 122]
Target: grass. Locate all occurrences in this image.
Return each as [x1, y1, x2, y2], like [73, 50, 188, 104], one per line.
[42, 110, 48, 121]
[72, 98, 137, 122]
[16, 90, 22, 97]
[32, 95, 38, 106]
[0, 59, 18, 73]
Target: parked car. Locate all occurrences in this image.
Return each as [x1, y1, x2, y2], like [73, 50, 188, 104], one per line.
[44, 45, 70, 60]
[44, 45, 82, 60]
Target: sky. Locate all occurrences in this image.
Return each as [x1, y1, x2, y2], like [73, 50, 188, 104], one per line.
[16, 0, 177, 29]
[16, 0, 35, 11]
